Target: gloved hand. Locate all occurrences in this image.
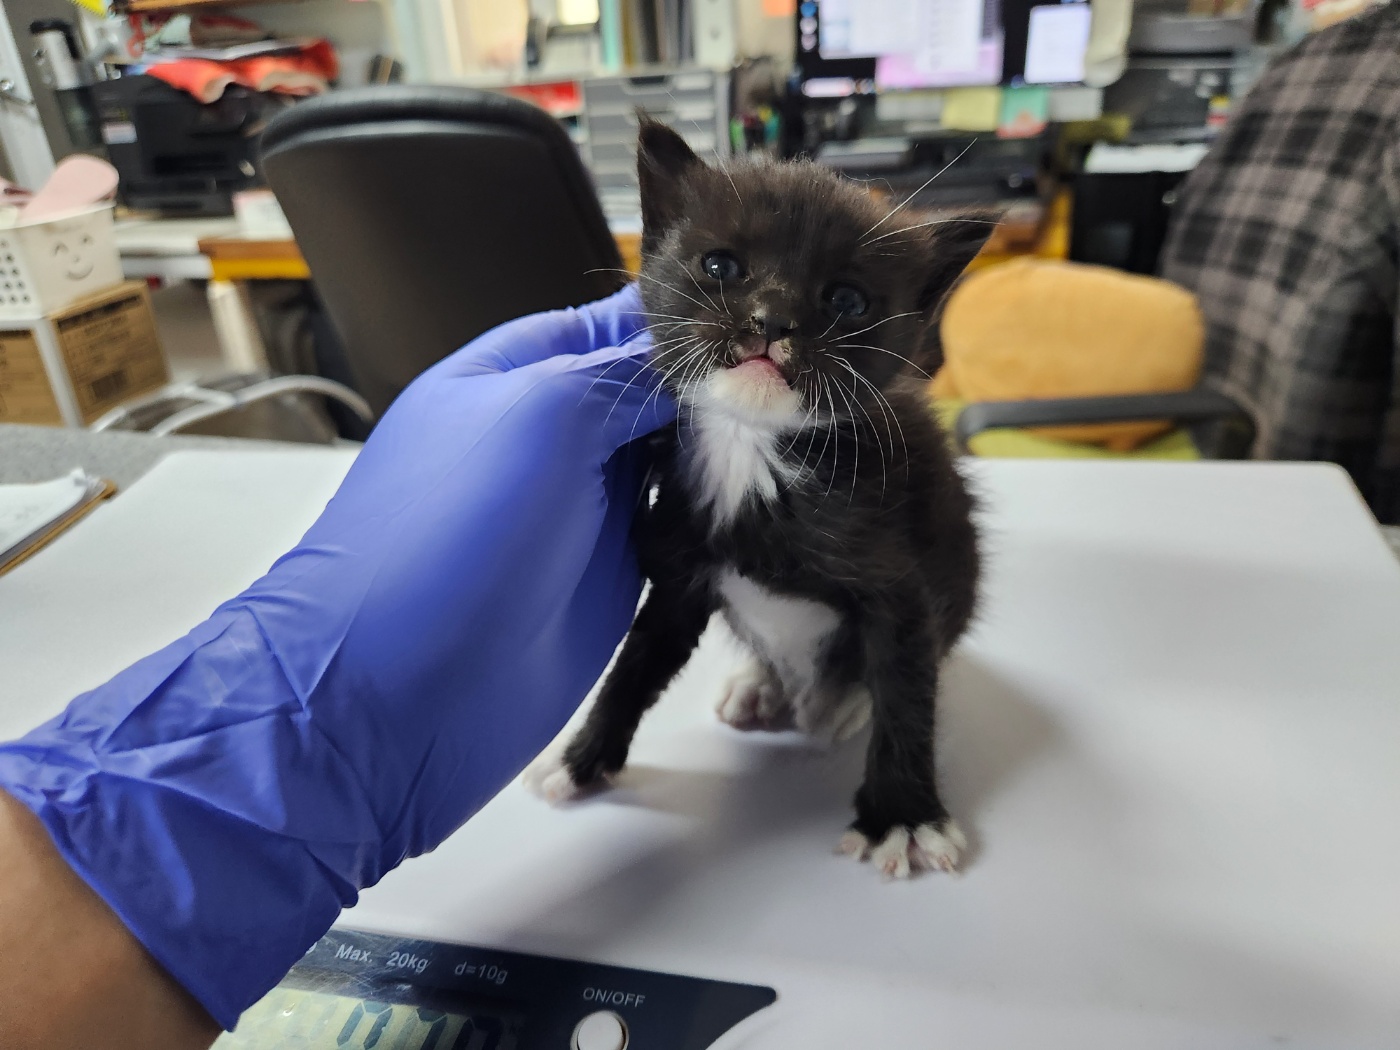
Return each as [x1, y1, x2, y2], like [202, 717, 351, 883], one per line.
[0, 284, 673, 1030]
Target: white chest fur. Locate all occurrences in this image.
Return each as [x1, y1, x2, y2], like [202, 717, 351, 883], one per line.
[717, 569, 841, 699]
[685, 413, 792, 525]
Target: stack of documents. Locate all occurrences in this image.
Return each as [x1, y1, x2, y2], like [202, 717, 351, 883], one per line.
[0, 469, 114, 575]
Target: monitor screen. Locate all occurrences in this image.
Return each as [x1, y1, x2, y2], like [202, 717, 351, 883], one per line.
[818, 0, 1003, 89]
[796, 0, 1091, 93]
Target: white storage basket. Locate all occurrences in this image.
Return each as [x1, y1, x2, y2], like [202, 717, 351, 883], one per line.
[0, 204, 123, 319]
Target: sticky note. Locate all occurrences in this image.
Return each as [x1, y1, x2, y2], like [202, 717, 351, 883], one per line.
[998, 85, 1049, 139]
[940, 87, 1001, 132]
[1047, 85, 1103, 122]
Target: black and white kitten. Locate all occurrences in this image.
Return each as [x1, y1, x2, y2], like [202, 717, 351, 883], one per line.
[526, 120, 990, 878]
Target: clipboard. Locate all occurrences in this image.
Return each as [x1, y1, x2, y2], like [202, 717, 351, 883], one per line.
[0, 472, 118, 576]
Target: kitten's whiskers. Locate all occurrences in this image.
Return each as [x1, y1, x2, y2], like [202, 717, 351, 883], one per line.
[596, 333, 702, 427]
[658, 340, 713, 392]
[629, 337, 716, 444]
[632, 311, 726, 328]
[586, 268, 716, 318]
[666, 340, 720, 413]
[777, 380, 823, 464]
[579, 331, 698, 408]
[787, 391, 832, 489]
[833, 342, 932, 379]
[683, 265, 720, 313]
[828, 366, 884, 504]
[834, 358, 908, 497]
[857, 140, 977, 243]
[822, 374, 841, 498]
[827, 373, 862, 496]
[722, 165, 745, 207]
[653, 343, 711, 409]
[836, 312, 919, 343]
[862, 217, 1002, 247]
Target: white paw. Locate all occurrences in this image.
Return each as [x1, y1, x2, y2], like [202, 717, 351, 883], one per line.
[716, 661, 787, 730]
[836, 821, 967, 879]
[522, 751, 587, 804]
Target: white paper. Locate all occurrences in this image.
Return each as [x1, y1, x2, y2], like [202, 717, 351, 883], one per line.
[913, 0, 986, 76]
[1084, 141, 1211, 173]
[144, 38, 316, 63]
[845, 0, 920, 55]
[0, 469, 102, 564]
[1024, 3, 1093, 85]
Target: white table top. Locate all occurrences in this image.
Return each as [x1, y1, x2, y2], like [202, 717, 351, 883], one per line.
[113, 216, 239, 282]
[2, 451, 1398, 1048]
[113, 216, 240, 257]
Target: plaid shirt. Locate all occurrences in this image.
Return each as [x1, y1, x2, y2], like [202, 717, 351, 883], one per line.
[1159, 3, 1400, 523]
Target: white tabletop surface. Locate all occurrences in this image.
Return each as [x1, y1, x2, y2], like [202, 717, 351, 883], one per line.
[113, 216, 240, 282]
[2, 451, 1398, 1048]
[113, 216, 240, 257]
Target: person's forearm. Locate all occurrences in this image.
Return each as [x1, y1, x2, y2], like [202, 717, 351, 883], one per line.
[0, 791, 220, 1050]
[0, 287, 665, 1039]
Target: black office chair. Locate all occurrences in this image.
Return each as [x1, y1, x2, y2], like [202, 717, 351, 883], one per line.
[260, 85, 625, 418]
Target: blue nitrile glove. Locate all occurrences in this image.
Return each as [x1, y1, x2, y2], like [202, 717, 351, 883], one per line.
[0, 284, 673, 1030]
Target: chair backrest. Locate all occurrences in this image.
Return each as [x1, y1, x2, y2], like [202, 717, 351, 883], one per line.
[261, 85, 624, 417]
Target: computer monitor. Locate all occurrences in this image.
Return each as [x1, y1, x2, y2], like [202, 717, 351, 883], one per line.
[796, 0, 1091, 95]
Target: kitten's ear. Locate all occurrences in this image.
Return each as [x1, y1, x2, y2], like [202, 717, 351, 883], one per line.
[637, 116, 703, 243]
[916, 214, 999, 315]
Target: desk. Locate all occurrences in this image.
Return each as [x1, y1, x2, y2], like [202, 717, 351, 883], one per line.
[0, 422, 305, 489]
[115, 216, 275, 374]
[114, 216, 239, 283]
[968, 190, 1071, 271]
[125, 214, 637, 373]
[196, 229, 645, 282]
[185, 226, 645, 373]
[3, 452, 1398, 1046]
[193, 205, 1064, 283]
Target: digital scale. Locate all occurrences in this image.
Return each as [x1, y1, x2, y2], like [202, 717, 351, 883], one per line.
[215, 928, 773, 1050]
[4, 451, 1399, 1049]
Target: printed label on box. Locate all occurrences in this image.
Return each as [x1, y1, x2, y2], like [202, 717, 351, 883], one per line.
[0, 329, 63, 425]
[54, 288, 168, 423]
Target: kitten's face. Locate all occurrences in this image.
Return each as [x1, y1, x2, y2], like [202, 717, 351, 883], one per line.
[635, 120, 993, 427]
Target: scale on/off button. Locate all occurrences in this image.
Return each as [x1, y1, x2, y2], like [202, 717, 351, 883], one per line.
[572, 1010, 627, 1050]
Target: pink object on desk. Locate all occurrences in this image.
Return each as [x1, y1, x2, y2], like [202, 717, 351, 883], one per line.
[20, 155, 119, 222]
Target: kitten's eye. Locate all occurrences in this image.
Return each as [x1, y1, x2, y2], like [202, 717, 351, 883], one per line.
[701, 251, 743, 281]
[822, 282, 869, 319]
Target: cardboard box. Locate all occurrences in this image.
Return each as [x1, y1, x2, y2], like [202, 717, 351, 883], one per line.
[0, 281, 169, 427]
[0, 328, 64, 425]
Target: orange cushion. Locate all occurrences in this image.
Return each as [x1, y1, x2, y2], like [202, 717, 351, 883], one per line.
[937, 259, 1204, 450]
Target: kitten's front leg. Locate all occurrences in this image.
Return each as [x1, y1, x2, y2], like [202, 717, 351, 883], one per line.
[525, 580, 714, 803]
[838, 597, 965, 878]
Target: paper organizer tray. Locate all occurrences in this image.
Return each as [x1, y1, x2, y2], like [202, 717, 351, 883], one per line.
[0, 204, 123, 320]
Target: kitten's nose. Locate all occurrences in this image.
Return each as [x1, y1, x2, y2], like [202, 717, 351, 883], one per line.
[750, 312, 797, 342]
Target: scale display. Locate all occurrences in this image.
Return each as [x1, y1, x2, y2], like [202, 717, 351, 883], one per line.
[213, 928, 776, 1050]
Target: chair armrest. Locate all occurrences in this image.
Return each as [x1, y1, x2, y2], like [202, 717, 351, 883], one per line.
[953, 389, 1256, 458]
[150, 376, 374, 437]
